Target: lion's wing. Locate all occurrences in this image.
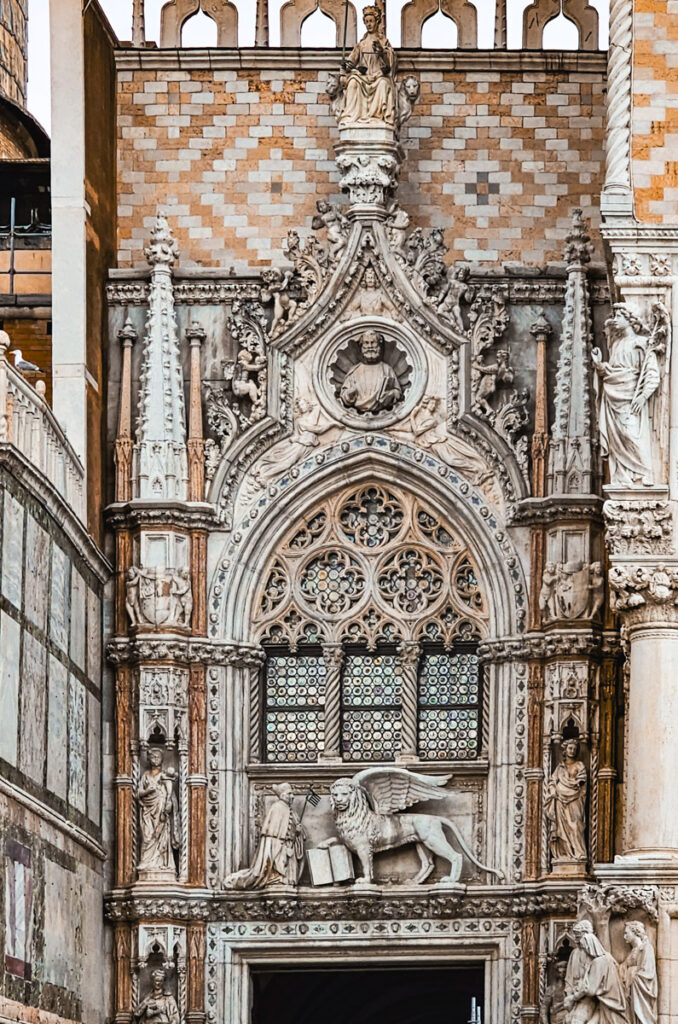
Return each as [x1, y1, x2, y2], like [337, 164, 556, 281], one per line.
[353, 768, 452, 814]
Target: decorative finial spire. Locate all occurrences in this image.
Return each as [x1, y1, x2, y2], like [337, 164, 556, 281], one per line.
[563, 208, 592, 268]
[145, 211, 179, 269]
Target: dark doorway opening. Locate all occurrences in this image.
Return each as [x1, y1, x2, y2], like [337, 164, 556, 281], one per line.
[251, 963, 484, 1024]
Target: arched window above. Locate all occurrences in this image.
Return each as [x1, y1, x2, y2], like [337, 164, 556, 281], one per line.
[252, 483, 488, 765]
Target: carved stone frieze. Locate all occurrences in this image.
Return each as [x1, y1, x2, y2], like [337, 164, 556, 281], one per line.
[478, 632, 620, 663]
[510, 496, 604, 526]
[104, 502, 219, 533]
[603, 500, 673, 556]
[107, 637, 264, 667]
[106, 279, 261, 306]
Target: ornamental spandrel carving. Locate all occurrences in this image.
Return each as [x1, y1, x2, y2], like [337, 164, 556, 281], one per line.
[603, 500, 673, 556]
[593, 301, 670, 488]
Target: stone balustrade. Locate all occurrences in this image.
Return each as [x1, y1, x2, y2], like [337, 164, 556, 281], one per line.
[0, 331, 85, 520]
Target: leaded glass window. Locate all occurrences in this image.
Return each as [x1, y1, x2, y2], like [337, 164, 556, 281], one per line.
[264, 650, 326, 763]
[341, 650, 402, 761]
[418, 648, 481, 761]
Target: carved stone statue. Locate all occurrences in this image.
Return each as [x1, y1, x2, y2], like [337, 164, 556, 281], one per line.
[169, 569, 193, 628]
[261, 267, 297, 338]
[224, 783, 305, 889]
[540, 562, 605, 623]
[545, 738, 587, 867]
[619, 921, 658, 1024]
[592, 304, 662, 487]
[397, 74, 420, 127]
[437, 264, 472, 333]
[540, 961, 568, 1024]
[564, 920, 627, 1023]
[324, 767, 503, 885]
[137, 748, 180, 877]
[126, 567, 194, 630]
[337, 5, 396, 129]
[394, 396, 491, 487]
[311, 199, 348, 260]
[347, 265, 392, 317]
[135, 967, 180, 1024]
[339, 330, 402, 413]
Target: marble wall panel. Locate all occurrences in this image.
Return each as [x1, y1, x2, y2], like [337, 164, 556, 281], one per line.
[86, 585, 101, 686]
[1, 492, 24, 610]
[69, 569, 86, 673]
[18, 631, 46, 786]
[50, 543, 71, 653]
[42, 857, 82, 993]
[87, 689, 100, 824]
[23, 514, 49, 633]
[46, 655, 68, 802]
[0, 611, 20, 767]
[68, 675, 86, 814]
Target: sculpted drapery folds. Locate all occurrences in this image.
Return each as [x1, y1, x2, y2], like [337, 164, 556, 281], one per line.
[137, 748, 180, 876]
[592, 303, 667, 487]
[545, 739, 587, 864]
[338, 6, 396, 129]
[620, 922, 658, 1024]
[224, 783, 305, 889]
[339, 330, 402, 414]
[135, 968, 180, 1024]
[565, 921, 627, 1024]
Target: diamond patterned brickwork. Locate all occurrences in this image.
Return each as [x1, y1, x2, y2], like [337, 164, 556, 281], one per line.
[117, 67, 606, 269]
[632, 0, 678, 224]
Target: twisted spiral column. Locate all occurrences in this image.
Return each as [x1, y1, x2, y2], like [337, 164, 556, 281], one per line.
[397, 642, 421, 760]
[321, 643, 344, 761]
[604, 0, 633, 194]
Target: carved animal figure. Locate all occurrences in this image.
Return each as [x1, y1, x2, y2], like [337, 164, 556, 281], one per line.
[327, 767, 504, 884]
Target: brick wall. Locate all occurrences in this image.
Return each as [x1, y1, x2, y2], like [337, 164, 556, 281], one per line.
[632, 0, 678, 224]
[116, 58, 606, 269]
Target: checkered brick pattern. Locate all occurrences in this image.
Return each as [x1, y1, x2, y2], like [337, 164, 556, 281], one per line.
[632, 0, 678, 224]
[117, 67, 606, 268]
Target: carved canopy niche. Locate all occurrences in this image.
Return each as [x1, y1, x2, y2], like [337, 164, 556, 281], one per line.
[253, 482, 489, 650]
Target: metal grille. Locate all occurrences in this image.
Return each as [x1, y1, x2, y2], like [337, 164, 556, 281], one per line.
[418, 649, 480, 760]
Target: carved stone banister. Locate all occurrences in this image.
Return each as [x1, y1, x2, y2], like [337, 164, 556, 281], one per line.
[0, 331, 85, 520]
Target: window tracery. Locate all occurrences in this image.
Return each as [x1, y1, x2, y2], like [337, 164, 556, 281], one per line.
[253, 483, 488, 764]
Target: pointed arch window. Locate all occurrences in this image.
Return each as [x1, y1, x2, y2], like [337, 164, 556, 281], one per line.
[253, 484, 488, 764]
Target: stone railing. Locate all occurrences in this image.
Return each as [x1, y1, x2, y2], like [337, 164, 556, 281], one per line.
[0, 332, 85, 520]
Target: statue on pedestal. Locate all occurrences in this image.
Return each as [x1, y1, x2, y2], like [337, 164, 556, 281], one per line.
[338, 5, 396, 129]
[137, 748, 180, 877]
[545, 739, 587, 866]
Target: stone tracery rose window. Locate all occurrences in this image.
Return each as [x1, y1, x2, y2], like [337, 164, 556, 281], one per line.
[253, 483, 489, 764]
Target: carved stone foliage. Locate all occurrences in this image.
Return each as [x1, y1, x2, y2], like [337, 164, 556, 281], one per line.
[592, 301, 671, 488]
[603, 500, 673, 556]
[327, 767, 502, 886]
[253, 482, 488, 650]
[468, 286, 529, 473]
[126, 567, 193, 631]
[608, 563, 678, 623]
[203, 300, 268, 470]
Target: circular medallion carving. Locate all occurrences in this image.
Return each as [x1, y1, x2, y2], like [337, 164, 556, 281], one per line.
[313, 316, 428, 429]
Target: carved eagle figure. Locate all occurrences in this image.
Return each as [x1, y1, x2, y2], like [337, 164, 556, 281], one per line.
[326, 766, 503, 885]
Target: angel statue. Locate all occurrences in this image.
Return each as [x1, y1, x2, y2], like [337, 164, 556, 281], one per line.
[322, 767, 503, 885]
[592, 302, 670, 488]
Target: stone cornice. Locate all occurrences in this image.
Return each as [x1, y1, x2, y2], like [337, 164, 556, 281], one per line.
[478, 631, 620, 662]
[0, 445, 111, 582]
[106, 274, 261, 307]
[107, 636, 264, 667]
[104, 500, 220, 532]
[510, 494, 603, 526]
[114, 47, 607, 75]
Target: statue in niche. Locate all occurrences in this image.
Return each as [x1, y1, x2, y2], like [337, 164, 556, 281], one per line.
[393, 396, 492, 487]
[137, 748, 180, 876]
[249, 397, 333, 491]
[540, 961, 568, 1024]
[619, 922, 658, 1024]
[592, 303, 666, 488]
[224, 783, 305, 889]
[564, 920, 627, 1023]
[135, 967, 180, 1024]
[339, 330, 402, 414]
[324, 767, 503, 884]
[545, 738, 587, 866]
[337, 5, 396, 129]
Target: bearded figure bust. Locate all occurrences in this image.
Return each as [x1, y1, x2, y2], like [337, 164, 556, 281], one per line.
[339, 330, 402, 414]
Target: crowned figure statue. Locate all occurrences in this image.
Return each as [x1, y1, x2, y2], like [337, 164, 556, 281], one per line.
[338, 4, 397, 129]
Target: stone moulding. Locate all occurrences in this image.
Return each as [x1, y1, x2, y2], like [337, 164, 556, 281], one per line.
[478, 631, 620, 662]
[510, 495, 604, 526]
[104, 500, 220, 532]
[106, 637, 264, 667]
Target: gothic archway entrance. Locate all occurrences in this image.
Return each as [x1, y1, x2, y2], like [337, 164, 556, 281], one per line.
[251, 964, 485, 1024]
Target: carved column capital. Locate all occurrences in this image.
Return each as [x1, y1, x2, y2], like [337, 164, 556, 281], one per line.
[609, 560, 678, 628]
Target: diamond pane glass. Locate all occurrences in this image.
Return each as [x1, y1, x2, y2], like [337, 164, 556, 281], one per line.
[264, 654, 326, 762]
[419, 708, 479, 760]
[342, 709, 402, 761]
[419, 651, 479, 705]
[342, 653, 399, 706]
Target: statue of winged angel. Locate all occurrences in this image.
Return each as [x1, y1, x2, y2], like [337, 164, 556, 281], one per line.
[323, 767, 504, 885]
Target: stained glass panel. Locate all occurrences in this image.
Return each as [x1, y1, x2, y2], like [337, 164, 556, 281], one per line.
[419, 651, 479, 705]
[418, 649, 480, 761]
[343, 709, 402, 761]
[264, 654, 325, 763]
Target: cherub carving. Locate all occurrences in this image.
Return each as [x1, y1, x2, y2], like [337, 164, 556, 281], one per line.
[260, 267, 297, 338]
[311, 199, 349, 260]
[437, 264, 472, 333]
[472, 349, 514, 418]
[323, 767, 503, 884]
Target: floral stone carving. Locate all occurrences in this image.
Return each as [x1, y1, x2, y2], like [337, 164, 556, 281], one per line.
[603, 500, 673, 556]
[324, 767, 503, 885]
